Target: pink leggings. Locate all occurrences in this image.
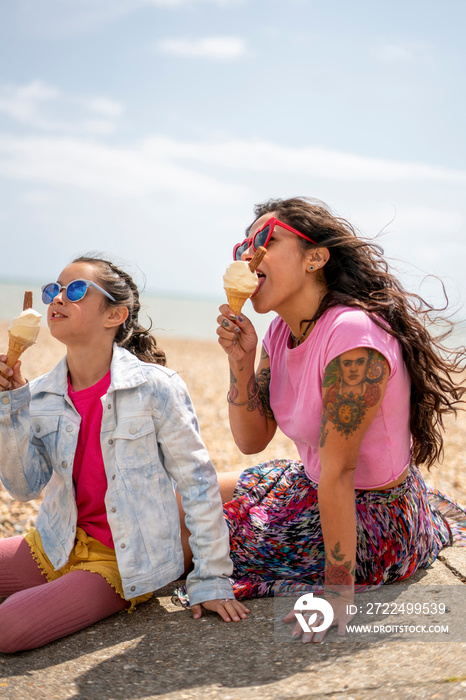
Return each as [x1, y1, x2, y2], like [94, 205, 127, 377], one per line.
[0, 536, 129, 653]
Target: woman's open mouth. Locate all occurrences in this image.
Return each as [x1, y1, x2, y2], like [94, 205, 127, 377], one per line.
[251, 271, 266, 297]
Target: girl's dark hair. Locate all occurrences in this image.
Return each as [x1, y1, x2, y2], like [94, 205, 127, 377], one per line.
[253, 197, 465, 469]
[72, 255, 166, 366]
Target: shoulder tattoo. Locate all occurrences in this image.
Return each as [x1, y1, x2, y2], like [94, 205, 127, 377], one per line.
[319, 348, 387, 447]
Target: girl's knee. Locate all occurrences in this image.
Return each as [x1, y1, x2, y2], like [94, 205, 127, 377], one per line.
[0, 604, 28, 654]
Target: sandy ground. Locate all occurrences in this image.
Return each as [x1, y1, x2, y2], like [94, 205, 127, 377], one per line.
[1, 323, 465, 537]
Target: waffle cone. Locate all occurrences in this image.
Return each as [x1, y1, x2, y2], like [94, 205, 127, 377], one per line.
[225, 288, 251, 316]
[5, 333, 34, 369]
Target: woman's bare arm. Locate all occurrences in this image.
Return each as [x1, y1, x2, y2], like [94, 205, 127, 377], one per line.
[316, 349, 389, 638]
[217, 306, 277, 454]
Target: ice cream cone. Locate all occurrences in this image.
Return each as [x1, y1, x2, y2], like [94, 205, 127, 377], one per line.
[223, 250, 266, 315]
[1, 292, 41, 379]
[5, 334, 34, 369]
[225, 288, 251, 316]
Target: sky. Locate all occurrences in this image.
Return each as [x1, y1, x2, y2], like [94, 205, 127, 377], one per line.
[0, 0, 465, 317]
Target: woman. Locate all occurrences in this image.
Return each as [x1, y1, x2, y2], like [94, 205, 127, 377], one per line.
[0, 255, 248, 653]
[215, 197, 466, 642]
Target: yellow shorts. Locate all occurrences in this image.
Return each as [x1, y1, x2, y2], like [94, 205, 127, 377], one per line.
[24, 526, 153, 612]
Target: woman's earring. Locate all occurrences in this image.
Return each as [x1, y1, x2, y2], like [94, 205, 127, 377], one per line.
[309, 265, 315, 271]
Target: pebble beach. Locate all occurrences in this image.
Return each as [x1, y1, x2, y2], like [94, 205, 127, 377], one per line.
[1, 323, 465, 538]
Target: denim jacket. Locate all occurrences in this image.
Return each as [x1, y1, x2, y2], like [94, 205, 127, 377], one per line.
[0, 344, 234, 604]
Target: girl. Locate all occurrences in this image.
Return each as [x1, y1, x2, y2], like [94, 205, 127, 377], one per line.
[215, 197, 466, 642]
[0, 255, 248, 653]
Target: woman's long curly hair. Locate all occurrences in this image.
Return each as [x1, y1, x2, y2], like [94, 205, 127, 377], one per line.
[72, 255, 166, 366]
[252, 197, 465, 469]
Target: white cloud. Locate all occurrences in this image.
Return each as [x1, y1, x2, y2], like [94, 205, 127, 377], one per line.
[84, 97, 124, 118]
[0, 81, 123, 135]
[0, 81, 58, 125]
[371, 41, 434, 64]
[1, 133, 465, 212]
[142, 137, 466, 184]
[349, 203, 463, 242]
[20, 189, 56, 206]
[1, 132, 465, 220]
[0, 133, 465, 308]
[156, 36, 246, 58]
[391, 206, 463, 232]
[0, 135, 244, 201]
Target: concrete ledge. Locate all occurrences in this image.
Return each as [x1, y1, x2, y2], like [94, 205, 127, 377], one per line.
[438, 547, 466, 582]
[1, 550, 466, 699]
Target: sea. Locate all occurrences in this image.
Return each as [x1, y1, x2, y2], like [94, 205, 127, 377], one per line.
[1, 280, 465, 346]
[0, 280, 276, 342]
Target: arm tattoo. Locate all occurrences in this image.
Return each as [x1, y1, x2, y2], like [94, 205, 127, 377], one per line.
[229, 368, 240, 403]
[255, 346, 275, 420]
[228, 369, 273, 415]
[255, 366, 275, 420]
[325, 541, 354, 598]
[228, 348, 275, 419]
[319, 349, 387, 447]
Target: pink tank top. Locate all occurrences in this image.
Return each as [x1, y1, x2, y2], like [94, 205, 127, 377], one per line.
[263, 306, 412, 488]
[68, 371, 113, 548]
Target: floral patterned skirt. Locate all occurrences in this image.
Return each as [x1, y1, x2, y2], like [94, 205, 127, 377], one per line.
[223, 459, 465, 600]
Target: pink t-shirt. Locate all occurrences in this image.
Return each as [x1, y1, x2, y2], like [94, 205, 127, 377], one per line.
[68, 371, 113, 548]
[262, 306, 412, 488]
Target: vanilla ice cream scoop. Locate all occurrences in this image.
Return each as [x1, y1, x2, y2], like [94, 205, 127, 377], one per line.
[1, 293, 42, 375]
[9, 308, 42, 343]
[223, 246, 267, 315]
[223, 261, 258, 296]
